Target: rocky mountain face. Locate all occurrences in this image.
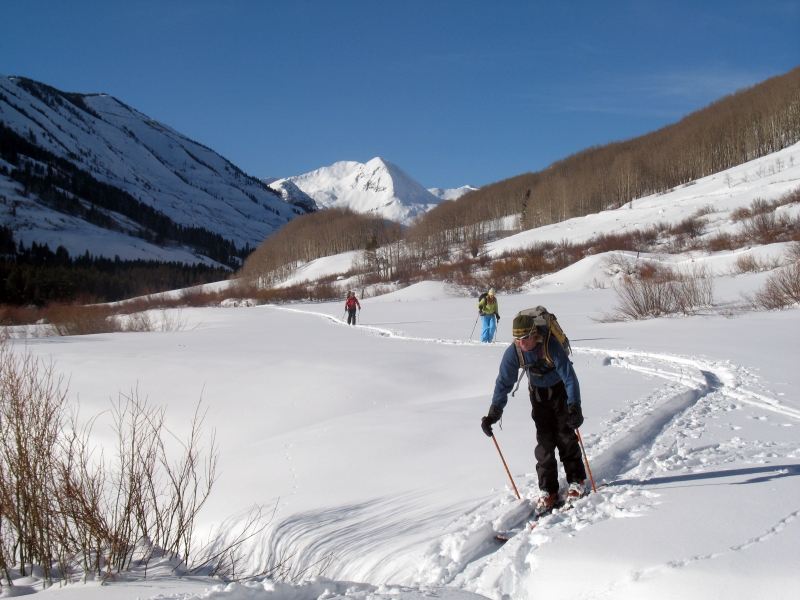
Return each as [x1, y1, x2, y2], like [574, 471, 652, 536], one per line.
[0, 75, 311, 266]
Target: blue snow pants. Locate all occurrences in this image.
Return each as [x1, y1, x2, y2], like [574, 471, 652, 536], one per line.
[481, 314, 497, 343]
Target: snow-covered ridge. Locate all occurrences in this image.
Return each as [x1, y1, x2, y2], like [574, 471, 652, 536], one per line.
[0, 74, 310, 263]
[284, 157, 465, 224]
[427, 185, 478, 201]
[264, 178, 318, 213]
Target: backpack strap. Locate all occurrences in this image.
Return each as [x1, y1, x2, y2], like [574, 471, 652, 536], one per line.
[511, 344, 527, 397]
[542, 328, 554, 364]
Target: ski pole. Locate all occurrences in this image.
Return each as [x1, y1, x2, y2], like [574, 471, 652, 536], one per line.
[575, 428, 597, 493]
[491, 434, 520, 500]
[469, 315, 480, 341]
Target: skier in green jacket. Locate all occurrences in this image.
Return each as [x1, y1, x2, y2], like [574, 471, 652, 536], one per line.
[477, 288, 500, 342]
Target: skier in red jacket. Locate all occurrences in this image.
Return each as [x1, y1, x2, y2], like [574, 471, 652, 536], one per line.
[345, 291, 361, 326]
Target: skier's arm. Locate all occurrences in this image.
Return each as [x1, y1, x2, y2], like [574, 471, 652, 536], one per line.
[355, 298, 361, 309]
[490, 344, 521, 409]
[549, 337, 581, 406]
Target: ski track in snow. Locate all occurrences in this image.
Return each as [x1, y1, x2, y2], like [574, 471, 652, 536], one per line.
[258, 305, 800, 597]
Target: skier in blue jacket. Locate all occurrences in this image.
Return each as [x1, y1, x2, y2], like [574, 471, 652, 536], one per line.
[480, 312, 586, 516]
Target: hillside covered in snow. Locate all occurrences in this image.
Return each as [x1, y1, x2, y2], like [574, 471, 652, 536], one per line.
[0, 75, 312, 266]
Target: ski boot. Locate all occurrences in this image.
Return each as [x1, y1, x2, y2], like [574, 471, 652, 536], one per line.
[565, 481, 587, 507]
[534, 491, 562, 518]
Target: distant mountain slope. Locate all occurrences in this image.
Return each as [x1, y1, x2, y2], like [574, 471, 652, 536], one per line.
[0, 75, 311, 265]
[427, 185, 478, 201]
[263, 178, 318, 213]
[284, 157, 446, 224]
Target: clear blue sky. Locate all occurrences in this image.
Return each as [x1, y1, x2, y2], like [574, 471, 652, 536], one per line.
[2, 1, 798, 188]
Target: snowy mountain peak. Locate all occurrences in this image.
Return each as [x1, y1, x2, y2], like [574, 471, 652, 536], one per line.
[287, 158, 446, 224]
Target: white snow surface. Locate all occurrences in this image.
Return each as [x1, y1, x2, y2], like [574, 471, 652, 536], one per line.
[11, 145, 800, 600]
[0, 74, 304, 262]
[285, 158, 447, 224]
[427, 185, 478, 201]
[274, 250, 361, 289]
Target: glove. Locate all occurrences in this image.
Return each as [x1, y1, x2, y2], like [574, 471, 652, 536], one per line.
[479, 310, 485, 316]
[481, 405, 503, 437]
[496, 314, 500, 321]
[566, 403, 584, 430]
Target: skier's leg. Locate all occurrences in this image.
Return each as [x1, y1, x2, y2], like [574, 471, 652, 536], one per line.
[531, 388, 560, 494]
[487, 315, 497, 341]
[551, 382, 587, 483]
[480, 315, 491, 342]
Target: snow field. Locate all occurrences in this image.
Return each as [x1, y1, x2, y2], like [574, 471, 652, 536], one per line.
[17, 266, 799, 599]
[12, 143, 800, 599]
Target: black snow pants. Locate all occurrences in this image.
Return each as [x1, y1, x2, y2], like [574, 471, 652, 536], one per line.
[530, 380, 586, 494]
[347, 308, 357, 326]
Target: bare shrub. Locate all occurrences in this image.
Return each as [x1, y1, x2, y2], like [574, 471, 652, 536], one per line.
[0, 305, 41, 327]
[786, 241, 800, 262]
[705, 232, 738, 252]
[43, 304, 120, 336]
[0, 346, 227, 587]
[604, 274, 676, 320]
[743, 262, 800, 309]
[693, 204, 718, 217]
[119, 310, 188, 333]
[0, 346, 68, 585]
[670, 264, 715, 315]
[159, 309, 188, 331]
[670, 215, 706, 238]
[584, 277, 606, 289]
[601, 263, 714, 321]
[122, 310, 155, 332]
[729, 253, 782, 275]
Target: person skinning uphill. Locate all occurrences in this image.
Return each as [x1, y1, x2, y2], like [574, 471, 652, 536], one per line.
[477, 288, 500, 343]
[480, 310, 586, 516]
[345, 291, 361, 326]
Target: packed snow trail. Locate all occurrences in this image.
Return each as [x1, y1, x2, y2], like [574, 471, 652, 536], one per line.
[248, 305, 799, 597]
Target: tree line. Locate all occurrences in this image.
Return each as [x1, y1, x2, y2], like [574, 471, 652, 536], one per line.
[410, 65, 800, 244]
[240, 208, 401, 286]
[0, 229, 230, 306]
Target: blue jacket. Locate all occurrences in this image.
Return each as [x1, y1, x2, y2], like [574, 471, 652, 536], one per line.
[491, 336, 580, 409]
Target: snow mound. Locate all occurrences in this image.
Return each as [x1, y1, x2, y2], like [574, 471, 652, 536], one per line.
[368, 281, 458, 302]
[276, 251, 361, 288]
